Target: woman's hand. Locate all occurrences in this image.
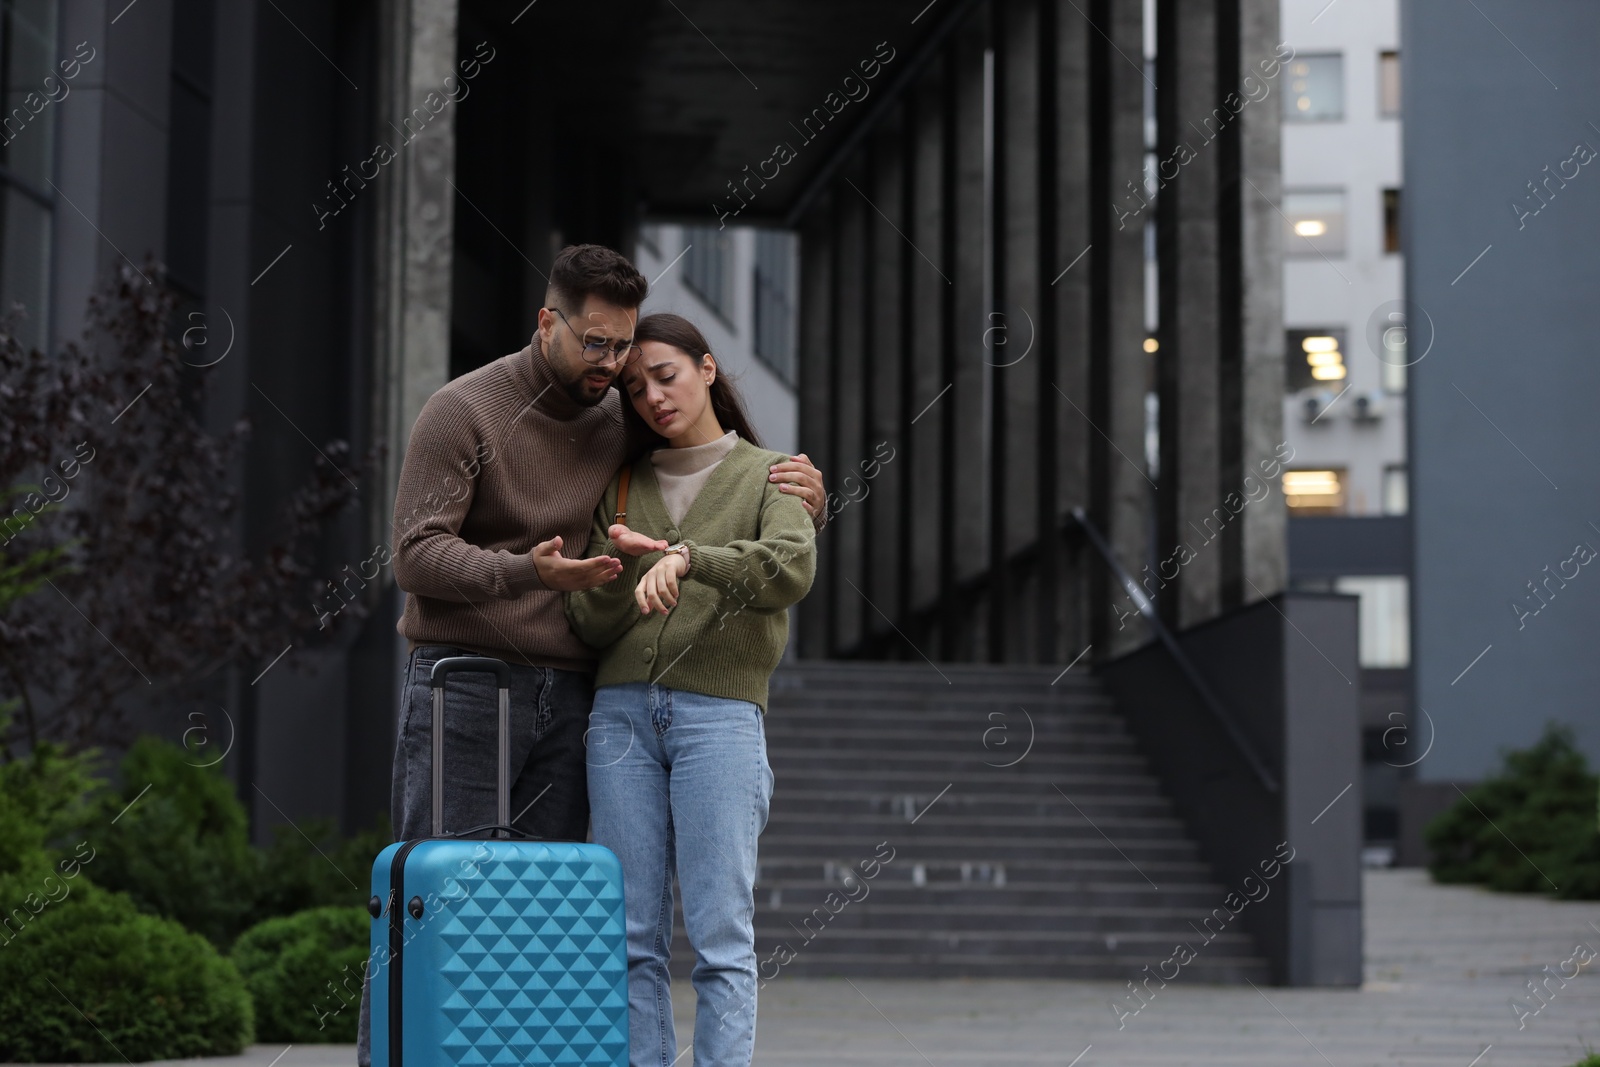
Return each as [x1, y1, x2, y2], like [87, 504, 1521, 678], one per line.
[609, 523, 670, 557]
[635, 552, 688, 615]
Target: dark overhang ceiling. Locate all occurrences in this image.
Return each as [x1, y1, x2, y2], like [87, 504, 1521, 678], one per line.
[470, 0, 974, 225]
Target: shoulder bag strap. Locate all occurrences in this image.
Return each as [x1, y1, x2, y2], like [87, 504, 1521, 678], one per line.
[613, 466, 631, 527]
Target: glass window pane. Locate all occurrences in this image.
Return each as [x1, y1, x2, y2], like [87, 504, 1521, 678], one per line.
[1285, 327, 1347, 392]
[1283, 188, 1346, 256]
[1283, 53, 1344, 122]
[1283, 468, 1347, 514]
[753, 229, 796, 386]
[1382, 465, 1407, 515]
[1334, 575, 1410, 668]
[684, 225, 733, 319]
[1, 0, 61, 188]
[0, 184, 51, 351]
[1383, 188, 1401, 254]
[1378, 51, 1401, 117]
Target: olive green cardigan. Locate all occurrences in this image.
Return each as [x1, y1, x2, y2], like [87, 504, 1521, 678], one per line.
[565, 438, 817, 712]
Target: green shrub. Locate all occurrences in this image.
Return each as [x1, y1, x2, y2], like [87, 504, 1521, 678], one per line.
[0, 865, 253, 1062]
[0, 740, 107, 865]
[1426, 725, 1600, 898]
[255, 813, 391, 917]
[87, 737, 261, 947]
[232, 905, 370, 1042]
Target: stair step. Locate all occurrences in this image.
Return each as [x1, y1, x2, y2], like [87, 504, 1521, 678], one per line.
[649, 660, 1271, 981]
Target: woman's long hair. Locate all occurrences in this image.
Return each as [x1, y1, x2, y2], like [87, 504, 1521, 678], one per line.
[625, 312, 764, 448]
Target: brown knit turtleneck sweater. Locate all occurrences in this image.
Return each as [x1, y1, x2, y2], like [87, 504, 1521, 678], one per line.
[392, 340, 645, 670]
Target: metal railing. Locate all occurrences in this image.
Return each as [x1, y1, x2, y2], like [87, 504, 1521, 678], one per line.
[1069, 507, 1280, 794]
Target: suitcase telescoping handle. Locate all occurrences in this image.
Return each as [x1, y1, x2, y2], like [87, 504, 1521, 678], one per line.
[428, 657, 512, 839]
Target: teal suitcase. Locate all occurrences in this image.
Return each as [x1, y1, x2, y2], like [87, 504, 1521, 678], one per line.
[368, 656, 628, 1066]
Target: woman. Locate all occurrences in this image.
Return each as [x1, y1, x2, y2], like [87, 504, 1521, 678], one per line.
[566, 312, 816, 1067]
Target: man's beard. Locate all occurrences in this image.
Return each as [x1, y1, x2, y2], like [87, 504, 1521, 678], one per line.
[560, 368, 614, 407]
[542, 336, 613, 407]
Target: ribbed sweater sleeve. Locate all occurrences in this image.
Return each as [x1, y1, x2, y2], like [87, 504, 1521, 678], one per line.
[681, 477, 816, 613]
[391, 390, 544, 602]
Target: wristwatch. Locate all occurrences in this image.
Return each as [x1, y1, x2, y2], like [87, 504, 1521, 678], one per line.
[663, 542, 690, 574]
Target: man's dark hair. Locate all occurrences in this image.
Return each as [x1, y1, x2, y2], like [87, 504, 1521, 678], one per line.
[546, 244, 648, 313]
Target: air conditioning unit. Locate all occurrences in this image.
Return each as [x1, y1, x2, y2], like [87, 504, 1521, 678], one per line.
[1301, 390, 1337, 423]
[1350, 391, 1385, 422]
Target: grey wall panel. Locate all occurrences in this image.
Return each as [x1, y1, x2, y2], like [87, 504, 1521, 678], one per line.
[1404, 0, 1600, 778]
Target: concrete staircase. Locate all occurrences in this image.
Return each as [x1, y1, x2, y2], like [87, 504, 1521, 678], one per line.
[668, 661, 1270, 982]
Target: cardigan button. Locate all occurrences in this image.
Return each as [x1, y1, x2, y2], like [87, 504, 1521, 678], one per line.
[642, 647, 655, 663]
[666, 528, 680, 541]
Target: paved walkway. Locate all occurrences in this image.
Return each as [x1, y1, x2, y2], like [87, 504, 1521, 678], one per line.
[14, 871, 1600, 1066]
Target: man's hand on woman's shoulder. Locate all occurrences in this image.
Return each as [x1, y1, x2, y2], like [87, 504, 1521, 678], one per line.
[769, 452, 828, 530]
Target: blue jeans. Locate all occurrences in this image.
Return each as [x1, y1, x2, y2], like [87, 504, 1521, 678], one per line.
[587, 683, 773, 1067]
[356, 645, 596, 1067]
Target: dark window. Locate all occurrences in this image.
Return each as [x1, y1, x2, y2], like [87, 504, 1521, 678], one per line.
[752, 229, 796, 386]
[1382, 188, 1401, 254]
[683, 225, 734, 321]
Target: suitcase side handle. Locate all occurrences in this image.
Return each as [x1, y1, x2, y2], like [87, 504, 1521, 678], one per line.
[428, 656, 512, 838]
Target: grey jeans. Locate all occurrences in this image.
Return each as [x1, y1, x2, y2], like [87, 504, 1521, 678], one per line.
[356, 644, 596, 1066]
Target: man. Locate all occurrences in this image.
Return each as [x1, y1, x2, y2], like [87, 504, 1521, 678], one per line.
[356, 244, 825, 1065]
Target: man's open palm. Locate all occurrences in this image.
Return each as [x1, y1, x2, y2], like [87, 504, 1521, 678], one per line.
[531, 536, 623, 590]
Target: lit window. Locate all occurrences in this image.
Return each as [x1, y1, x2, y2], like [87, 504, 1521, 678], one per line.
[1283, 189, 1346, 257]
[1333, 575, 1409, 667]
[1283, 54, 1344, 122]
[1382, 465, 1407, 515]
[1285, 327, 1347, 392]
[1284, 469, 1346, 514]
[1378, 51, 1401, 118]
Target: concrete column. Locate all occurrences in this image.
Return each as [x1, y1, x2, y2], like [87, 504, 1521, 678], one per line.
[1237, 0, 1287, 603]
[373, 0, 459, 554]
[1156, 0, 1224, 632]
[1050, 0, 1093, 659]
[994, 0, 1043, 660]
[1090, 0, 1153, 658]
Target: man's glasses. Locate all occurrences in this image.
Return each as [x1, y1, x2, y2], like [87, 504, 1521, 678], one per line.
[548, 307, 641, 367]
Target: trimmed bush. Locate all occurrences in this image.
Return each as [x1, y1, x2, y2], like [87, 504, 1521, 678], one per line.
[88, 736, 261, 947]
[0, 864, 253, 1062]
[1426, 725, 1600, 899]
[232, 905, 371, 1042]
[255, 813, 391, 918]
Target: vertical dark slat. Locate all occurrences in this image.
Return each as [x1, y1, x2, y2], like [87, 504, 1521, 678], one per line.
[867, 118, 907, 641]
[831, 171, 869, 653]
[1216, 0, 1245, 610]
[947, 14, 990, 659]
[796, 200, 836, 658]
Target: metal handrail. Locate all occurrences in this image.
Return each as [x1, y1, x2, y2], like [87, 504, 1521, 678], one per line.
[1069, 507, 1280, 794]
